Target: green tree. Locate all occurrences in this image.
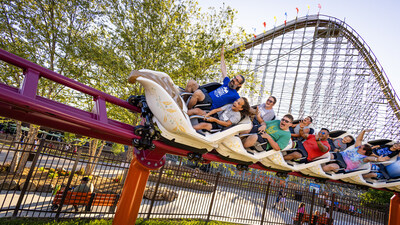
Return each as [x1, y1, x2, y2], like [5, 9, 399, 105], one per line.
[360, 188, 393, 204]
[90, 0, 249, 124]
[0, 0, 250, 174]
[0, 0, 104, 174]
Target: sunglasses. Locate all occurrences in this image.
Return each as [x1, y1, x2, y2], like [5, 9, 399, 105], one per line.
[320, 131, 326, 135]
[233, 77, 244, 85]
[267, 99, 275, 104]
[281, 118, 291, 123]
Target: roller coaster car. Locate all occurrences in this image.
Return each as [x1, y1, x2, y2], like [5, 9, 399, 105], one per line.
[260, 148, 331, 172]
[301, 153, 371, 181]
[342, 171, 400, 190]
[299, 130, 356, 179]
[342, 139, 400, 189]
[329, 130, 348, 138]
[214, 136, 293, 170]
[368, 139, 398, 165]
[128, 69, 252, 155]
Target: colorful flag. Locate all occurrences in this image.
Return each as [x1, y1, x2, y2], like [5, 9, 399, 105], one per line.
[263, 22, 266, 28]
[318, 4, 321, 9]
[296, 7, 299, 14]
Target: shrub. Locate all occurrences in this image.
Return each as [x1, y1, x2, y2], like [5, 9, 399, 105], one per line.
[164, 170, 174, 178]
[48, 172, 58, 178]
[75, 168, 85, 175]
[191, 179, 208, 186]
[56, 168, 67, 173]
[182, 172, 191, 180]
[113, 175, 122, 183]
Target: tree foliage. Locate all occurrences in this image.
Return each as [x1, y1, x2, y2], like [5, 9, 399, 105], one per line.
[0, 1, 250, 170]
[360, 188, 393, 204]
[1, 0, 248, 124]
[0, 0, 104, 102]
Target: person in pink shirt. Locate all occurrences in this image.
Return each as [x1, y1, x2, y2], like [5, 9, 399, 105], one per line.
[296, 202, 306, 225]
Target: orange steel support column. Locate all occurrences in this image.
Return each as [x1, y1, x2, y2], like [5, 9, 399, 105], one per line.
[389, 193, 400, 225]
[113, 158, 149, 225]
[113, 147, 166, 225]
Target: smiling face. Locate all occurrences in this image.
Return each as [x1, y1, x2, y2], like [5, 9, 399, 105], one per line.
[231, 98, 244, 111]
[302, 116, 312, 126]
[265, 97, 276, 107]
[280, 116, 292, 130]
[342, 135, 354, 144]
[392, 143, 400, 150]
[228, 75, 244, 90]
[318, 129, 329, 141]
[357, 145, 367, 155]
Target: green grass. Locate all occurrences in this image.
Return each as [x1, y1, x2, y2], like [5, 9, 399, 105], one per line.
[0, 218, 238, 225]
[0, 218, 111, 225]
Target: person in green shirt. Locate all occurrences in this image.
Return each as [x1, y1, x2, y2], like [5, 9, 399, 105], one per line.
[242, 114, 293, 151]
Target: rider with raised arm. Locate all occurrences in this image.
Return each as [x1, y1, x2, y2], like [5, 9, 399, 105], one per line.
[186, 45, 245, 116]
[322, 129, 381, 172]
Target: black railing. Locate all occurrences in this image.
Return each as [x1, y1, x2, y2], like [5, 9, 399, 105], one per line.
[0, 137, 389, 224]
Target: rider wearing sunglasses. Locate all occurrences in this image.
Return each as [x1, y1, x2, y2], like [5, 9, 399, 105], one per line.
[241, 96, 277, 135]
[242, 114, 293, 152]
[184, 45, 246, 115]
[323, 129, 378, 173]
[284, 127, 331, 163]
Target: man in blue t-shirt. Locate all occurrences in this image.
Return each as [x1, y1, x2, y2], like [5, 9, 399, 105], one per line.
[185, 45, 245, 116]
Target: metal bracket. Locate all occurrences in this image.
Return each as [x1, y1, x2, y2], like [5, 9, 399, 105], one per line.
[134, 148, 165, 170]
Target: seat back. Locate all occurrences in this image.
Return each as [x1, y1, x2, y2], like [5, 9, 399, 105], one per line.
[130, 70, 185, 112]
[136, 73, 193, 135]
[200, 82, 222, 93]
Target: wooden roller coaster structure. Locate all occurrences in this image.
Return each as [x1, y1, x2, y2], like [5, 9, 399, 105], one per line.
[0, 15, 399, 225]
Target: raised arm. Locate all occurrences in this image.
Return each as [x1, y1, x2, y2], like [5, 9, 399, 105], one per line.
[220, 45, 228, 80]
[355, 129, 373, 147]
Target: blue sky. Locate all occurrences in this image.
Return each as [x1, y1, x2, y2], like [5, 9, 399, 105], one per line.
[198, 0, 400, 96]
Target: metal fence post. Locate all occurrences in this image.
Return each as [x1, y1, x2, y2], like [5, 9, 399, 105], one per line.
[12, 140, 45, 217]
[55, 148, 82, 220]
[260, 181, 271, 225]
[206, 172, 220, 223]
[147, 165, 164, 219]
[328, 193, 335, 225]
[308, 189, 316, 224]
